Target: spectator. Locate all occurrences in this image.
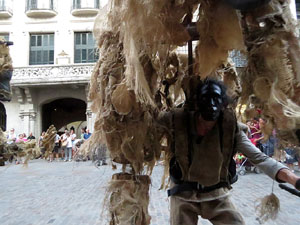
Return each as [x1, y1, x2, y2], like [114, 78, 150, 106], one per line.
[249, 118, 261, 138]
[249, 118, 262, 149]
[51, 133, 60, 162]
[61, 128, 69, 159]
[38, 131, 45, 146]
[7, 128, 16, 144]
[84, 129, 92, 140]
[80, 128, 85, 142]
[70, 128, 76, 141]
[39, 131, 46, 156]
[70, 128, 76, 156]
[64, 132, 72, 162]
[27, 132, 36, 140]
[16, 133, 27, 143]
[245, 120, 252, 138]
[254, 118, 275, 156]
[284, 144, 298, 172]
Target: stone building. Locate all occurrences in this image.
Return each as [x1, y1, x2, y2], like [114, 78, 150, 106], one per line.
[0, 0, 298, 139]
[0, 0, 105, 138]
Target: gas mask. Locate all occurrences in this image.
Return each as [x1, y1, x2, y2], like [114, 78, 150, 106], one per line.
[198, 83, 223, 121]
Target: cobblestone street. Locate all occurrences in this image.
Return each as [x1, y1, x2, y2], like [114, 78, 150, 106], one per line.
[0, 160, 299, 225]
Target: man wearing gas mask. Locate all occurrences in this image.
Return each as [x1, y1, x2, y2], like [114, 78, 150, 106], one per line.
[158, 78, 300, 225]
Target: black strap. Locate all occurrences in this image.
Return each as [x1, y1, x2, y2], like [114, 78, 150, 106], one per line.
[223, 0, 271, 11]
[279, 183, 300, 198]
[296, 179, 300, 191]
[171, 111, 175, 154]
[186, 111, 192, 166]
[171, 110, 192, 163]
[168, 181, 229, 197]
[218, 112, 224, 153]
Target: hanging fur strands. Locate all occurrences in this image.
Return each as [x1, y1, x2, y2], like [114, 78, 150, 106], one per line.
[0, 129, 41, 166]
[194, 0, 245, 78]
[255, 193, 280, 224]
[84, 0, 300, 224]
[239, 0, 300, 144]
[0, 125, 56, 166]
[40, 125, 57, 160]
[106, 173, 151, 225]
[0, 37, 13, 101]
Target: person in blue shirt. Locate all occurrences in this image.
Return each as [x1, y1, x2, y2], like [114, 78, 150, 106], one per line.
[83, 129, 92, 140]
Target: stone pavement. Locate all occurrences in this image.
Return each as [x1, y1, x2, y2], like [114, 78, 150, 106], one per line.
[0, 160, 299, 225]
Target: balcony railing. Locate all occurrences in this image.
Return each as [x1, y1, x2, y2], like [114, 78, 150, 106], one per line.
[71, 0, 100, 17]
[12, 64, 94, 86]
[0, 0, 13, 18]
[26, 0, 57, 18]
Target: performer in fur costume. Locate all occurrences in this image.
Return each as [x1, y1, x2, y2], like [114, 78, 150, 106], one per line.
[86, 0, 300, 224]
[158, 78, 300, 225]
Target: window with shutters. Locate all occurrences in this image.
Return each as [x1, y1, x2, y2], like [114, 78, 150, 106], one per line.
[74, 32, 98, 63]
[29, 33, 54, 65]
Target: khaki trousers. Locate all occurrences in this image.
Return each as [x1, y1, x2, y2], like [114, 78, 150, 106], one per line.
[170, 195, 245, 225]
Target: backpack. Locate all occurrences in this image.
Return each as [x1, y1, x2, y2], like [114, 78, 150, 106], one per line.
[170, 109, 238, 185]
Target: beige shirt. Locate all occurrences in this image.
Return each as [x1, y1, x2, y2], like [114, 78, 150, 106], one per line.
[173, 126, 287, 202]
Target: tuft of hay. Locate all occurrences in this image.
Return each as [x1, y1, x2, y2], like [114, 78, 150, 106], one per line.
[253, 77, 272, 102]
[107, 173, 151, 225]
[0, 37, 13, 101]
[239, 0, 300, 135]
[260, 118, 274, 141]
[255, 193, 280, 224]
[0, 139, 41, 166]
[219, 61, 242, 104]
[0, 37, 13, 73]
[111, 83, 136, 115]
[41, 125, 57, 159]
[195, 0, 245, 78]
[194, 38, 228, 78]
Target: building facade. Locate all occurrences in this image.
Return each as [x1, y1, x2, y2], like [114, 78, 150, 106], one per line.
[0, 0, 298, 138]
[0, 0, 103, 137]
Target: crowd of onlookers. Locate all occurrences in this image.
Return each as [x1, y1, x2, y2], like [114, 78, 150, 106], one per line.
[236, 117, 300, 172]
[5, 127, 96, 164]
[6, 128, 36, 144]
[5, 118, 300, 171]
[39, 127, 93, 162]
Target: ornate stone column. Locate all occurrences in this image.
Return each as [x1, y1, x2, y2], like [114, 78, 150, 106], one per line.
[86, 106, 93, 133]
[19, 111, 36, 136]
[29, 112, 37, 135]
[85, 85, 95, 133]
[16, 87, 37, 136]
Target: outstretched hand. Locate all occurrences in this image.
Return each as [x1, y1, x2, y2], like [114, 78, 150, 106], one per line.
[296, 179, 300, 191]
[277, 168, 300, 190]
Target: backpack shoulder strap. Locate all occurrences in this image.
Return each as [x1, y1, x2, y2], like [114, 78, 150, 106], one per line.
[171, 108, 191, 178]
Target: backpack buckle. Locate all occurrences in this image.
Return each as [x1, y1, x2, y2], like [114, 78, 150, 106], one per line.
[197, 183, 204, 190]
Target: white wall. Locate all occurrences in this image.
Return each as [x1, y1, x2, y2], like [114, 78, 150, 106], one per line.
[290, 0, 297, 19]
[3, 91, 22, 136]
[0, 0, 97, 136]
[1, 0, 99, 67]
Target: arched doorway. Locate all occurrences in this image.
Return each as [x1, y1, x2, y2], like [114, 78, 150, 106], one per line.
[0, 103, 6, 131]
[42, 98, 86, 135]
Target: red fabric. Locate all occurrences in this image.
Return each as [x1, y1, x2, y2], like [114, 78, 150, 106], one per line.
[250, 138, 256, 146]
